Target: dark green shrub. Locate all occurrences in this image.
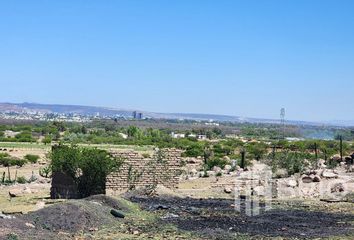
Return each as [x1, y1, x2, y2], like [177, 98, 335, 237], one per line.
[0, 153, 9, 159]
[269, 151, 313, 175]
[6, 233, 19, 240]
[246, 142, 268, 160]
[16, 176, 27, 184]
[182, 144, 205, 157]
[24, 154, 40, 164]
[51, 144, 122, 198]
[12, 159, 27, 167]
[0, 157, 26, 167]
[206, 158, 228, 170]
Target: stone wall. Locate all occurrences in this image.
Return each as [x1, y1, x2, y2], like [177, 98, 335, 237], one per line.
[106, 149, 183, 195]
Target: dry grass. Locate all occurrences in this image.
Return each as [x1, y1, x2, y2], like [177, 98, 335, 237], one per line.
[0, 188, 52, 214]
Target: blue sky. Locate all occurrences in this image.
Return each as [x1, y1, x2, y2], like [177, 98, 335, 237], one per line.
[1, 1, 353, 121]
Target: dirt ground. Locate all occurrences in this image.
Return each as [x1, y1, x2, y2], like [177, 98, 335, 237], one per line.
[0, 144, 353, 239]
[0, 194, 353, 240]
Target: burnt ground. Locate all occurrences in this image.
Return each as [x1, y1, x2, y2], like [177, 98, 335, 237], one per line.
[0, 195, 353, 240]
[128, 196, 354, 239]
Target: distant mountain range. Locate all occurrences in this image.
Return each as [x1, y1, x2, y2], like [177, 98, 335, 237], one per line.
[0, 102, 353, 127]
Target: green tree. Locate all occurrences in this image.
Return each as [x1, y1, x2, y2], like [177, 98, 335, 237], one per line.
[127, 126, 141, 138]
[50, 145, 122, 198]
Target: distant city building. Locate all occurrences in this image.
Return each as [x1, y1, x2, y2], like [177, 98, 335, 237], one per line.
[132, 111, 143, 120]
[205, 122, 220, 126]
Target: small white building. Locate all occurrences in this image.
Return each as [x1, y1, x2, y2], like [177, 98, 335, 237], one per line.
[171, 132, 185, 139]
[119, 133, 128, 139]
[4, 130, 20, 138]
[197, 134, 207, 140]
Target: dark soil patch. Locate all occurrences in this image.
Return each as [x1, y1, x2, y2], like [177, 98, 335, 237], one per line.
[85, 194, 131, 212]
[0, 195, 129, 240]
[128, 196, 354, 239]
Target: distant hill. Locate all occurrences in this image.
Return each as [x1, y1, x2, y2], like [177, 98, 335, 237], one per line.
[0, 102, 353, 127]
[0, 102, 133, 117]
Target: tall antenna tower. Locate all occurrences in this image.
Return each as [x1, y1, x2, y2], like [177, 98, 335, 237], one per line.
[280, 108, 285, 139]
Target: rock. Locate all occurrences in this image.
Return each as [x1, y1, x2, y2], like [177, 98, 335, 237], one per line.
[0, 213, 15, 219]
[110, 209, 125, 218]
[340, 161, 347, 167]
[322, 170, 338, 178]
[161, 213, 179, 220]
[306, 169, 318, 175]
[224, 187, 232, 194]
[9, 189, 22, 197]
[25, 222, 35, 228]
[313, 175, 321, 182]
[320, 198, 342, 203]
[331, 183, 345, 193]
[309, 174, 316, 180]
[35, 201, 46, 210]
[302, 176, 313, 183]
[187, 158, 198, 164]
[154, 205, 169, 210]
[223, 156, 231, 161]
[22, 186, 32, 194]
[133, 230, 139, 235]
[286, 179, 298, 188]
[37, 178, 51, 184]
[317, 159, 327, 169]
[331, 154, 341, 162]
[198, 171, 205, 177]
[206, 170, 216, 176]
[212, 166, 222, 173]
[274, 168, 288, 178]
[224, 165, 232, 171]
[190, 169, 198, 176]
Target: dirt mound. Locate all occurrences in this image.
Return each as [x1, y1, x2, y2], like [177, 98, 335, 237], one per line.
[26, 201, 115, 233]
[0, 195, 130, 239]
[85, 194, 131, 212]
